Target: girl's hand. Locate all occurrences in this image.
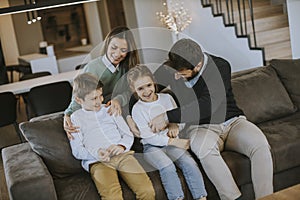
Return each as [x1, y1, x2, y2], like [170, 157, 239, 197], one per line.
[107, 144, 125, 156]
[126, 115, 141, 137]
[106, 99, 122, 116]
[167, 123, 179, 138]
[63, 115, 80, 140]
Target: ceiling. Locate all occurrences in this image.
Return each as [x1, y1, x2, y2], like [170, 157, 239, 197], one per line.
[0, 0, 98, 16]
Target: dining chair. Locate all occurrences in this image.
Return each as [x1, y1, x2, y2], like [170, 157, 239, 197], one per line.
[19, 71, 51, 117]
[26, 81, 72, 119]
[0, 92, 23, 142]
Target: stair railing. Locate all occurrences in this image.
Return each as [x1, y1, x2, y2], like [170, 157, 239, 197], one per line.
[201, 0, 261, 52]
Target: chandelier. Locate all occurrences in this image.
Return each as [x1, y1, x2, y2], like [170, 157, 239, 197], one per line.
[156, 0, 192, 35]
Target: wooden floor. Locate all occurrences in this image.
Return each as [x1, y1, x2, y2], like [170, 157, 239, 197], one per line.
[0, 97, 27, 200]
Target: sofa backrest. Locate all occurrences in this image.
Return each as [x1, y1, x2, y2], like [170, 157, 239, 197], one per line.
[19, 113, 84, 178]
[231, 65, 297, 124]
[270, 59, 300, 110]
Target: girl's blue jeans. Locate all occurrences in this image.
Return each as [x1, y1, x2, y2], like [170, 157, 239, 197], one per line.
[143, 144, 207, 200]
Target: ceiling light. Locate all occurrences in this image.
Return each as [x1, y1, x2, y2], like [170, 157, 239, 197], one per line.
[0, 0, 99, 16]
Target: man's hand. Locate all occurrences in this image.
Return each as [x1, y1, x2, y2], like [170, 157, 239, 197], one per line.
[107, 144, 125, 157]
[97, 149, 110, 162]
[149, 113, 168, 133]
[126, 115, 141, 137]
[167, 123, 179, 138]
[105, 99, 122, 116]
[63, 115, 80, 140]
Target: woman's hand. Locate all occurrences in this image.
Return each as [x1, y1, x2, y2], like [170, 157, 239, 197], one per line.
[106, 99, 122, 116]
[126, 115, 141, 137]
[63, 115, 79, 140]
[167, 123, 179, 138]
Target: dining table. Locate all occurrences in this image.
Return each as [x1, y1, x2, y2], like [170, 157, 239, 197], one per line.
[0, 69, 81, 95]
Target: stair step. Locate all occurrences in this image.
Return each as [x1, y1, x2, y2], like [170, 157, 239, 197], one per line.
[264, 40, 292, 61]
[219, 0, 271, 9]
[253, 14, 288, 32]
[256, 27, 290, 46]
[236, 14, 289, 35]
[208, 0, 271, 15]
[228, 4, 284, 23]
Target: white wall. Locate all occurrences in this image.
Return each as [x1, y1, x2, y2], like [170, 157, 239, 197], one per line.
[84, 2, 103, 47]
[287, 0, 300, 59]
[133, 0, 174, 64]
[133, 0, 264, 71]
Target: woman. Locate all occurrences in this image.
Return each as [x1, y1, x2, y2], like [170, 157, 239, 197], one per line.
[64, 26, 140, 139]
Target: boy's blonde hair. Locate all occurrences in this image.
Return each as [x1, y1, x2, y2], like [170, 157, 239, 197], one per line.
[127, 64, 155, 91]
[73, 73, 103, 100]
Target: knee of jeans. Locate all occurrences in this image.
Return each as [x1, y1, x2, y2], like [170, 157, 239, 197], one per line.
[161, 163, 177, 174]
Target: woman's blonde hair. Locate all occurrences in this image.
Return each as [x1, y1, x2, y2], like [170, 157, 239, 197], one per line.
[101, 26, 140, 69]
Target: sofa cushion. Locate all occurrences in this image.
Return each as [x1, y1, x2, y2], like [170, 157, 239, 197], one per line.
[270, 59, 300, 109]
[19, 113, 83, 178]
[53, 172, 99, 200]
[231, 66, 297, 123]
[258, 111, 300, 173]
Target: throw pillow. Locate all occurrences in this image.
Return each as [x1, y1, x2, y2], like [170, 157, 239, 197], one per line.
[270, 59, 300, 109]
[20, 113, 83, 178]
[231, 66, 297, 124]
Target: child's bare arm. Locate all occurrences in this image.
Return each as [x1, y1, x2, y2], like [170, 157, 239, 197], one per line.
[168, 138, 190, 150]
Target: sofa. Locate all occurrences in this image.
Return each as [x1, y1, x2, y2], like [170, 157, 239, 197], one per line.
[2, 59, 300, 200]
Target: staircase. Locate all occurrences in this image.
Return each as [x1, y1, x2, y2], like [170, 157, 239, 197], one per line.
[202, 0, 292, 64]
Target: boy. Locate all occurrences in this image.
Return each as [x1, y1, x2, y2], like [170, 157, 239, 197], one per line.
[69, 73, 155, 200]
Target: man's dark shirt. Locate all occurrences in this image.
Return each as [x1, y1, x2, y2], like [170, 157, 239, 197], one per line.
[153, 54, 244, 125]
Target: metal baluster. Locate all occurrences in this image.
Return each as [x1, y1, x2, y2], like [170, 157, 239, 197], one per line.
[237, 0, 244, 35]
[230, 0, 234, 24]
[225, 0, 232, 24]
[219, 0, 222, 14]
[248, 0, 257, 47]
[243, 0, 247, 35]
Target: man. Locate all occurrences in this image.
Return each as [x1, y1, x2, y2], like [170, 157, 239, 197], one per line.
[151, 38, 273, 200]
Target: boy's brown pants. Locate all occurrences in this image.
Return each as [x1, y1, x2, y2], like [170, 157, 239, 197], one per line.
[90, 151, 155, 200]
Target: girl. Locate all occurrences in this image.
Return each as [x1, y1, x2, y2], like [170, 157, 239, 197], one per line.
[64, 26, 139, 138]
[128, 65, 207, 200]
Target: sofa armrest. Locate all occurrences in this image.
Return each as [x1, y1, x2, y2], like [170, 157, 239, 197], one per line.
[2, 143, 57, 200]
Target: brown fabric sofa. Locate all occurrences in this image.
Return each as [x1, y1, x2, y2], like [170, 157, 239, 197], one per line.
[2, 59, 300, 200]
